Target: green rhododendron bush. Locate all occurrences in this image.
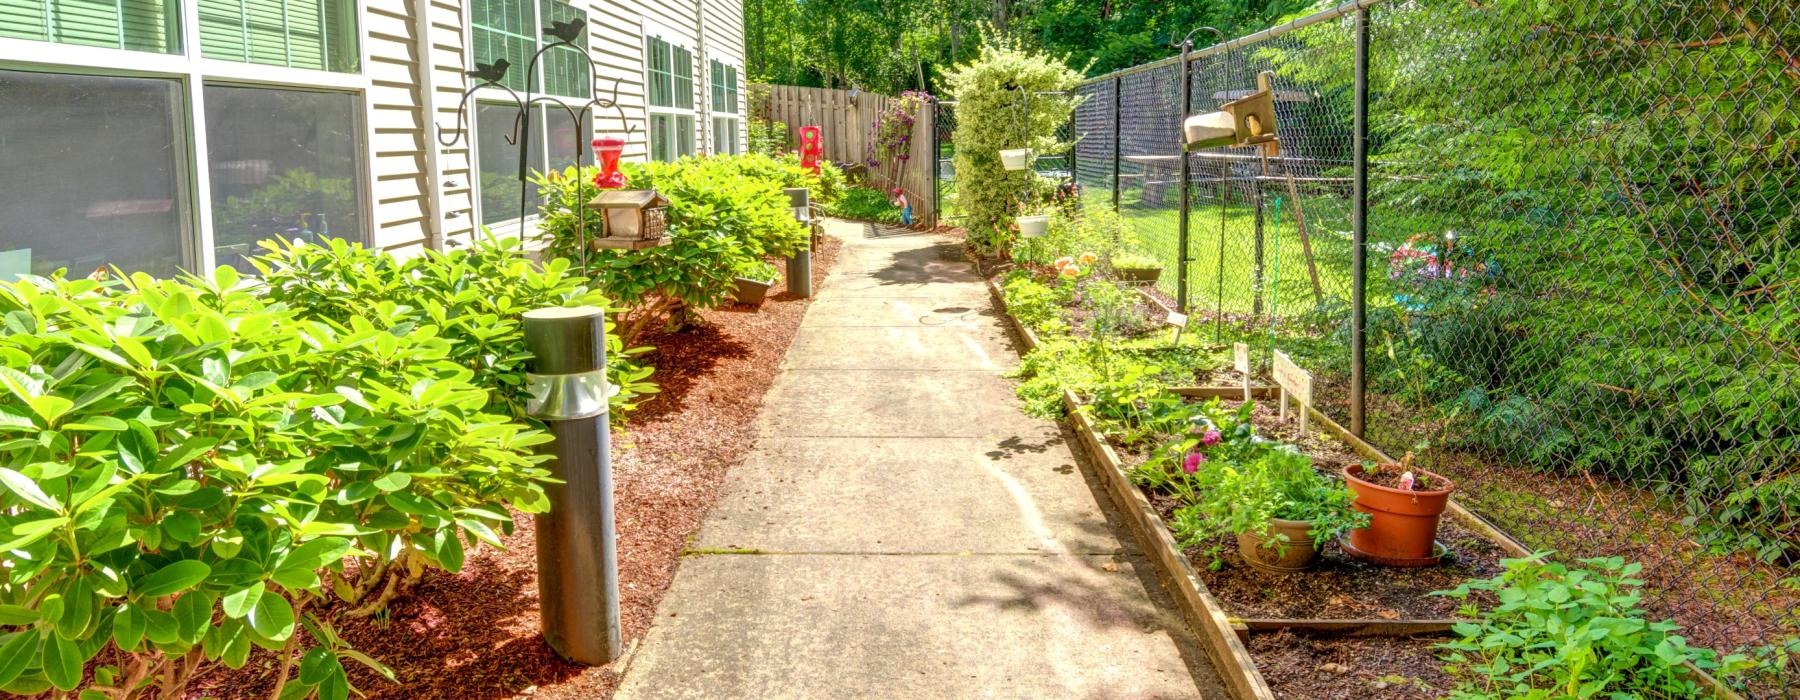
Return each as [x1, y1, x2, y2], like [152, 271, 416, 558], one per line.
[942, 37, 1081, 257]
[0, 237, 633, 698]
[532, 152, 833, 343]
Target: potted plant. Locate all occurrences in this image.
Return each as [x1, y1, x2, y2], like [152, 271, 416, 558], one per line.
[999, 148, 1033, 171]
[1017, 213, 1050, 238]
[1341, 452, 1456, 566]
[1111, 252, 1163, 283]
[730, 259, 780, 307]
[1161, 402, 1365, 573]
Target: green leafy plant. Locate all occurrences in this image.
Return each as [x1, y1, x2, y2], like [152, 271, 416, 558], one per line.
[531, 154, 813, 343]
[0, 267, 554, 699]
[941, 35, 1082, 257]
[252, 235, 656, 422]
[1111, 252, 1162, 271]
[822, 186, 903, 224]
[1435, 553, 1751, 699]
[733, 258, 779, 282]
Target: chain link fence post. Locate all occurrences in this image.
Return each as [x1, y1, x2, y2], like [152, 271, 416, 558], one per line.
[1349, 6, 1370, 438]
[1176, 42, 1194, 313]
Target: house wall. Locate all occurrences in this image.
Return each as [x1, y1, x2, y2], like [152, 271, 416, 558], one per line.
[0, 0, 744, 270]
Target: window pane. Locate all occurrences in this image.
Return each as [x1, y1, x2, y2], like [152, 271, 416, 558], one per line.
[672, 45, 693, 109]
[543, 109, 594, 168]
[0, 0, 179, 53]
[198, 0, 358, 72]
[0, 70, 187, 278]
[649, 113, 670, 162]
[539, 0, 588, 98]
[471, 0, 534, 92]
[478, 102, 546, 225]
[205, 85, 363, 271]
[676, 114, 693, 157]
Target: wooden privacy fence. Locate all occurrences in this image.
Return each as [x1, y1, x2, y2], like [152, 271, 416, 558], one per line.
[756, 84, 937, 226]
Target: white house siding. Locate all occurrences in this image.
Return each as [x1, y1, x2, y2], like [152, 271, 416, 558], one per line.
[366, 0, 434, 252]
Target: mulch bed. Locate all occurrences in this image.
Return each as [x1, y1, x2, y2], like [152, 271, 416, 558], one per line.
[1250, 630, 1454, 700]
[186, 236, 842, 700]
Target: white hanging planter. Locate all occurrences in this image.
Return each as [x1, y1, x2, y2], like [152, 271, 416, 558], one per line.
[1017, 214, 1050, 238]
[999, 148, 1033, 171]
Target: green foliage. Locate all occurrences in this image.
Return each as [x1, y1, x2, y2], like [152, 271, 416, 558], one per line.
[1435, 554, 1751, 699]
[0, 267, 553, 698]
[942, 36, 1082, 256]
[1158, 400, 1365, 567]
[822, 186, 903, 225]
[748, 115, 792, 156]
[1000, 269, 1072, 335]
[252, 236, 657, 422]
[1111, 252, 1162, 271]
[531, 153, 817, 343]
[1013, 206, 1129, 267]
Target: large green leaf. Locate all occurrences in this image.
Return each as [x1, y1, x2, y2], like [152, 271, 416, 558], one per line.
[0, 468, 60, 512]
[0, 632, 37, 687]
[247, 592, 296, 642]
[135, 560, 211, 598]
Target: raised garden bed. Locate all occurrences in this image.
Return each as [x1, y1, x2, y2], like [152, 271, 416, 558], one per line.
[984, 273, 1743, 700]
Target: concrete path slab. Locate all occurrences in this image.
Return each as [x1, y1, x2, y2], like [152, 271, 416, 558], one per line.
[695, 436, 1127, 554]
[615, 219, 1225, 699]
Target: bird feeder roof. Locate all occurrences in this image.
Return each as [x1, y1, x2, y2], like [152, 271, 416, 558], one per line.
[588, 190, 669, 209]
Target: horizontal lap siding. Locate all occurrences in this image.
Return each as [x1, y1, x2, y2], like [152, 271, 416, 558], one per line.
[365, 0, 431, 250]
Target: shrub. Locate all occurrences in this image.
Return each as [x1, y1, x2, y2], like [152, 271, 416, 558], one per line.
[748, 116, 791, 156]
[0, 268, 553, 699]
[531, 154, 814, 343]
[823, 186, 903, 225]
[1436, 554, 1750, 699]
[252, 236, 656, 422]
[1112, 252, 1162, 271]
[941, 36, 1082, 257]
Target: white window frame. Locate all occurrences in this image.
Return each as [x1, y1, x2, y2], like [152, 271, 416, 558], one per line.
[707, 53, 742, 155]
[0, 0, 374, 274]
[464, 0, 594, 236]
[642, 21, 695, 162]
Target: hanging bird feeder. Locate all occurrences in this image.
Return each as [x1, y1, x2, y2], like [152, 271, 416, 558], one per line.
[592, 137, 627, 189]
[1184, 70, 1280, 151]
[588, 190, 671, 249]
[799, 125, 824, 175]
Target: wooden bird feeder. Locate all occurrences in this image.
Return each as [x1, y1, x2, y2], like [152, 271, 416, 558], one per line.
[587, 190, 671, 249]
[1184, 70, 1280, 152]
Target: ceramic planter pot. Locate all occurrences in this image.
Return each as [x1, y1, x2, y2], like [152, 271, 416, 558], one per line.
[1342, 464, 1455, 566]
[1017, 214, 1049, 238]
[1115, 267, 1161, 283]
[1236, 518, 1320, 573]
[999, 148, 1033, 171]
[731, 276, 777, 307]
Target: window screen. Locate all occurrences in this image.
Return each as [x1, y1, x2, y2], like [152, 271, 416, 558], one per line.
[205, 84, 364, 271]
[0, 70, 188, 278]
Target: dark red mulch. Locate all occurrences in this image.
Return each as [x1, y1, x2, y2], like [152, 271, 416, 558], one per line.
[185, 236, 842, 700]
[1250, 630, 1454, 700]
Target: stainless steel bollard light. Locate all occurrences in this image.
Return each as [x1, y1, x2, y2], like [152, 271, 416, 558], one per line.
[522, 306, 620, 665]
[784, 187, 813, 298]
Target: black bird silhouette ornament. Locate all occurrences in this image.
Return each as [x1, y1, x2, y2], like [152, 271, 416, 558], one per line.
[467, 59, 510, 85]
[545, 20, 583, 44]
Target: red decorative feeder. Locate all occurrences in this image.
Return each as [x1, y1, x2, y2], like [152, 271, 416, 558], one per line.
[799, 125, 823, 175]
[592, 137, 627, 189]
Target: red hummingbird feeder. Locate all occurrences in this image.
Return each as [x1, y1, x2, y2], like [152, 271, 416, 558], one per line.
[592, 137, 627, 189]
[799, 125, 823, 175]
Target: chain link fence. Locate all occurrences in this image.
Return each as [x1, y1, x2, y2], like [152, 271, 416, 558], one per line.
[1069, 0, 1799, 694]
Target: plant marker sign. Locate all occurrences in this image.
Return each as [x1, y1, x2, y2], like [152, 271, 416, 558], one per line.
[1167, 310, 1188, 345]
[1233, 342, 1252, 402]
[1272, 349, 1312, 435]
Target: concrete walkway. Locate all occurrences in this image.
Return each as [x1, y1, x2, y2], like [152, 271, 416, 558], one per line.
[615, 220, 1225, 699]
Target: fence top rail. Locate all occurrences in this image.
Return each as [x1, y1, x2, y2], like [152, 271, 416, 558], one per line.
[1077, 0, 1388, 86]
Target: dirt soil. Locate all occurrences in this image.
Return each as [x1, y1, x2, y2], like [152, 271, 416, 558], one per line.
[185, 238, 841, 700]
[1251, 630, 1454, 700]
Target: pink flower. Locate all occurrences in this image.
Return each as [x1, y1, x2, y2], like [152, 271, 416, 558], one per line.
[1182, 451, 1206, 474]
[1201, 430, 1222, 447]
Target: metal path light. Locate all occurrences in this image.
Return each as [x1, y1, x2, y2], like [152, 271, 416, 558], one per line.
[524, 306, 621, 665]
[785, 187, 812, 298]
[1184, 70, 1280, 152]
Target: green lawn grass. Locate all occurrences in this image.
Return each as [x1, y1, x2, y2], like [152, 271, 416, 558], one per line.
[1114, 185, 1357, 316]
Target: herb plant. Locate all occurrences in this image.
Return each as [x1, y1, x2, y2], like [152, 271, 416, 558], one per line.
[1435, 554, 1750, 699]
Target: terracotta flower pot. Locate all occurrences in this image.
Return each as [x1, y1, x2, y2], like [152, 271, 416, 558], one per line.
[1236, 518, 1319, 574]
[1342, 464, 1455, 566]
